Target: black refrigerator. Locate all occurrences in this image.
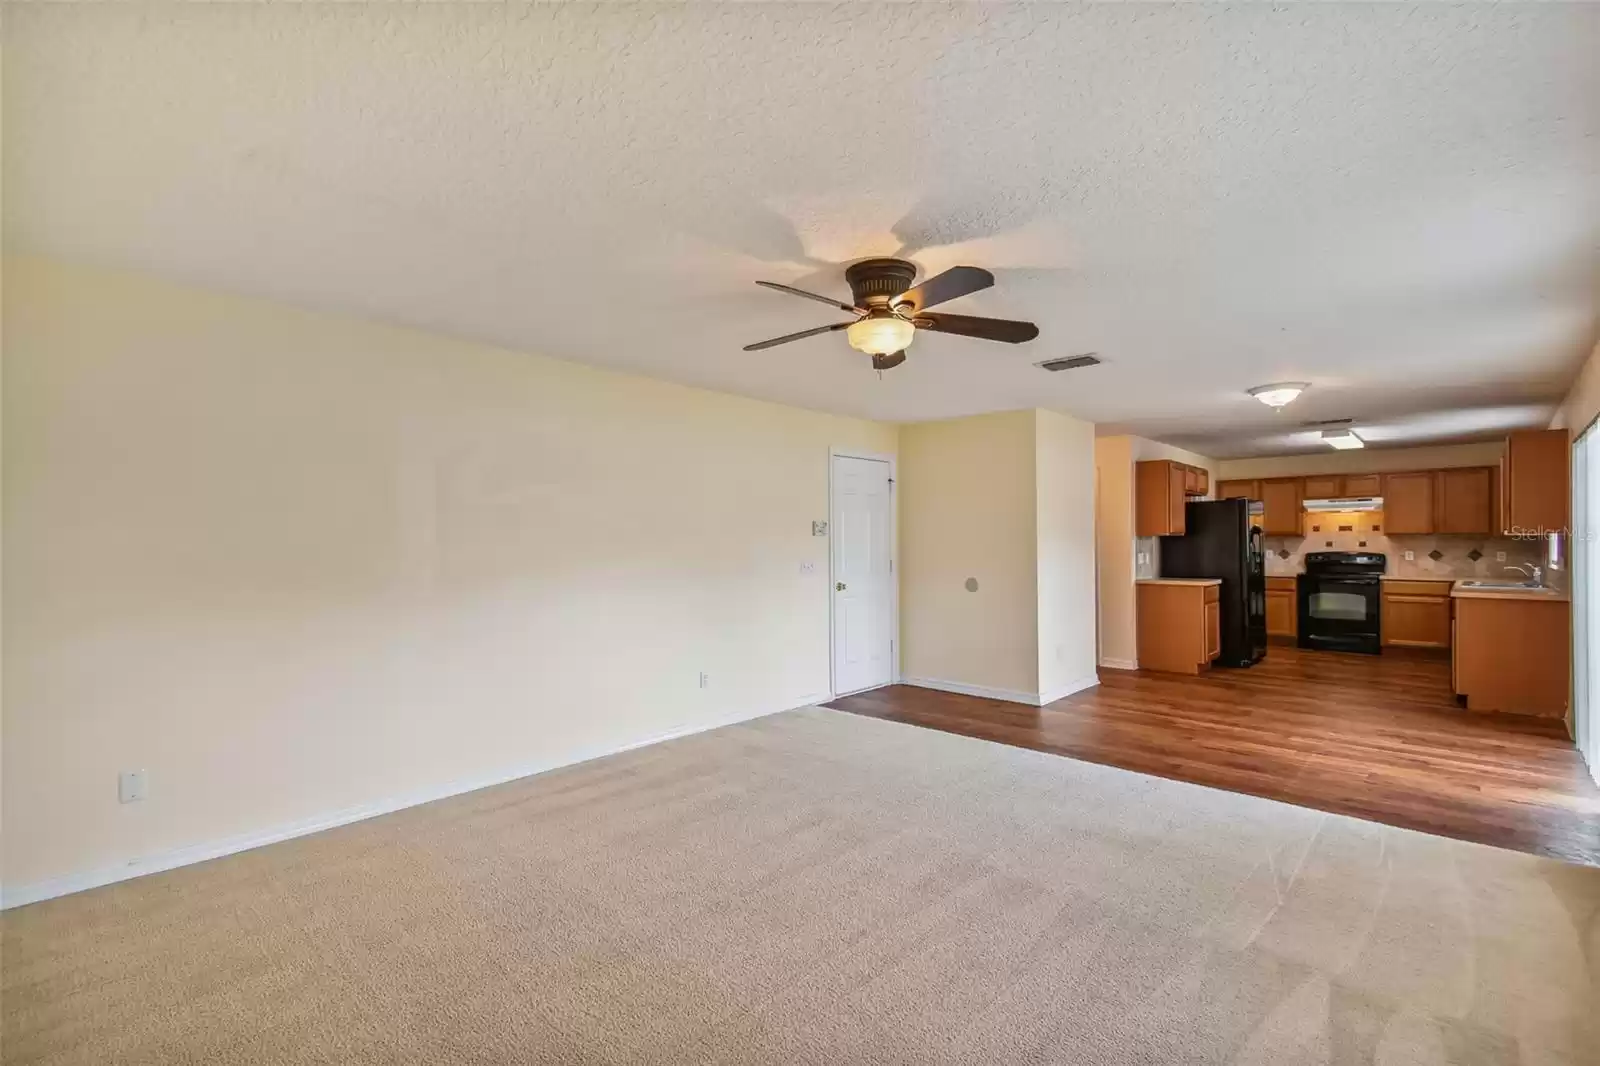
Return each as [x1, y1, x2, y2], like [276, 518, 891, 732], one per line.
[1159, 498, 1267, 667]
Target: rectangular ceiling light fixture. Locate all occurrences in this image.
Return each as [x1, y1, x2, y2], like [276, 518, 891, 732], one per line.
[1037, 354, 1101, 372]
[1322, 429, 1365, 450]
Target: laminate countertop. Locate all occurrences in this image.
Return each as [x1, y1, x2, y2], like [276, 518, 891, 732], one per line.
[1136, 578, 1222, 587]
[1266, 574, 1491, 583]
[1449, 582, 1569, 602]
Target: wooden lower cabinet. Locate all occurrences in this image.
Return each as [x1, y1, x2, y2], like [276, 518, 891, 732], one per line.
[1265, 577, 1297, 638]
[1380, 580, 1453, 648]
[1452, 595, 1570, 717]
[1136, 580, 1222, 674]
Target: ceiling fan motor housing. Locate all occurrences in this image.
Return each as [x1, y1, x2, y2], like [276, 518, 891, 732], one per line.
[845, 258, 918, 308]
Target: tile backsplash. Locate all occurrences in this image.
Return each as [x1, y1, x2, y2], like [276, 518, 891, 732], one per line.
[1263, 509, 1547, 579]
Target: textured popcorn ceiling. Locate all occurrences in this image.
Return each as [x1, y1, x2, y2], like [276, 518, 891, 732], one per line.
[6, 4, 1599, 457]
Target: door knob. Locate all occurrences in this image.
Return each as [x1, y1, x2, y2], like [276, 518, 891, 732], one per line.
[836, 582, 847, 591]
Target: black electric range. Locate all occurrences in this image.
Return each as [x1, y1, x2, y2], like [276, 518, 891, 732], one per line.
[1297, 551, 1386, 655]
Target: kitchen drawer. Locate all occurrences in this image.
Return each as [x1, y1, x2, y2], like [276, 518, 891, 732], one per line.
[1203, 583, 1220, 604]
[1381, 580, 1454, 598]
[1265, 576, 1297, 592]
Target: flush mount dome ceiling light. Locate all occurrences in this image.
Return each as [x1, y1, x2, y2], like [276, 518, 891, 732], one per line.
[1322, 428, 1365, 450]
[1248, 382, 1309, 408]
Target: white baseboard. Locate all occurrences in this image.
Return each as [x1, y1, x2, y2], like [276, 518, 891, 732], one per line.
[902, 676, 1042, 705]
[1, 700, 810, 911]
[901, 676, 1079, 707]
[1098, 657, 1138, 671]
[1039, 674, 1101, 705]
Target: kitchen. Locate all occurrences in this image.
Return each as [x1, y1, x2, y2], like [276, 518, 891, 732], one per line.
[1133, 428, 1571, 721]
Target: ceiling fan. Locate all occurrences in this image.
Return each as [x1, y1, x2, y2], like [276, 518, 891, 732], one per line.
[743, 258, 1039, 370]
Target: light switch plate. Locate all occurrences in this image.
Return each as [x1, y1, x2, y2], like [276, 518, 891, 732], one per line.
[812, 521, 828, 536]
[119, 770, 147, 804]
[799, 561, 816, 574]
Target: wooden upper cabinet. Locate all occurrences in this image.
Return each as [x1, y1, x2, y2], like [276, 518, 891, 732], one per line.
[1302, 475, 1342, 499]
[1259, 478, 1303, 536]
[1383, 472, 1435, 534]
[1435, 467, 1494, 535]
[1343, 473, 1381, 497]
[1304, 473, 1381, 498]
[1217, 479, 1259, 500]
[1500, 429, 1569, 535]
[1135, 460, 1189, 536]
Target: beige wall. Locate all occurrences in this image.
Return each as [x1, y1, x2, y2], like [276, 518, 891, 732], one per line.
[1131, 438, 1223, 487]
[899, 409, 1099, 702]
[899, 411, 1041, 698]
[1034, 410, 1099, 700]
[1093, 435, 1219, 668]
[1552, 339, 1600, 435]
[2, 255, 897, 896]
[1217, 441, 1504, 480]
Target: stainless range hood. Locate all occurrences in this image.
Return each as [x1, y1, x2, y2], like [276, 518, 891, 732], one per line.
[1302, 497, 1383, 513]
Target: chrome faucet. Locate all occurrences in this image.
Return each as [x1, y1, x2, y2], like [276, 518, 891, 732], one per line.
[1504, 563, 1544, 587]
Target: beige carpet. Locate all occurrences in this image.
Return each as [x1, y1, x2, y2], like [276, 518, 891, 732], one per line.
[4, 708, 1597, 1065]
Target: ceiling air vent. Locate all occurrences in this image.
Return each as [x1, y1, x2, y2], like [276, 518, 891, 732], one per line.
[1038, 354, 1101, 372]
[1302, 417, 1354, 427]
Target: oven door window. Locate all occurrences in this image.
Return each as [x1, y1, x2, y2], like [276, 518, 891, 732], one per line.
[1309, 590, 1372, 622]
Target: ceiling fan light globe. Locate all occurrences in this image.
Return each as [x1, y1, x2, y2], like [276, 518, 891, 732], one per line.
[847, 317, 915, 356]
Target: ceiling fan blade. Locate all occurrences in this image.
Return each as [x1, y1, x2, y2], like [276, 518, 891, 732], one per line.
[742, 321, 851, 352]
[895, 266, 994, 312]
[871, 351, 907, 371]
[755, 280, 863, 313]
[915, 312, 1039, 344]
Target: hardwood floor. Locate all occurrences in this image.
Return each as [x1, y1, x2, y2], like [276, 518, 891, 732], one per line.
[827, 643, 1600, 866]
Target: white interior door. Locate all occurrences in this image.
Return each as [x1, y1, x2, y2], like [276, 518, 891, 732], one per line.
[831, 454, 893, 695]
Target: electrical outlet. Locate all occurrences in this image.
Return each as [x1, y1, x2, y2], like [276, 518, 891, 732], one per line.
[1496, 551, 1506, 562]
[1404, 550, 1414, 561]
[119, 770, 148, 804]
[1137, 552, 1148, 565]
[698, 672, 710, 690]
